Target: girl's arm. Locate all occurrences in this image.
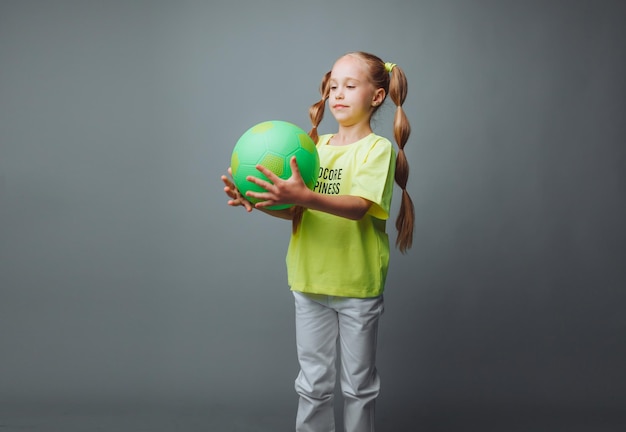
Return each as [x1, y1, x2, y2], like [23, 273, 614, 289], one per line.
[246, 157, 372, 221]
[295, 189, 371, 220]
[256, 207, 294, 220]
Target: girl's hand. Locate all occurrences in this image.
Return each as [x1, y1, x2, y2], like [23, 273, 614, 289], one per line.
[221, 167, 254, 212]
[246, 156, 310, 209]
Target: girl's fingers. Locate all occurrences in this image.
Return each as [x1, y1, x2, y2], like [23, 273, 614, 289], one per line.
[241, 199, 253, 212]
[289, 156, 301, 178]
[222, 170, 254, 212]
[255, 164, 280, 182]
[246, 174, 275, 192]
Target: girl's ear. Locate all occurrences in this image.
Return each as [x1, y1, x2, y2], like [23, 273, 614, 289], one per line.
[372, 88, 386, 107]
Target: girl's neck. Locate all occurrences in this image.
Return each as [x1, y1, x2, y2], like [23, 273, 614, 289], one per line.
[330, 125, 373, 146]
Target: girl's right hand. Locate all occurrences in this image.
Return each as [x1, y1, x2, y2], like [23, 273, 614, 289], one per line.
[221, 167, 254, 212]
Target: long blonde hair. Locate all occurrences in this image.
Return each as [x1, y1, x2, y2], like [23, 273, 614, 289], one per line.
[295, 51, 415, 253]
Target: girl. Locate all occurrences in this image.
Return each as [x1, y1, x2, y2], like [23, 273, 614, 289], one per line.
[221, 51, 414, 432]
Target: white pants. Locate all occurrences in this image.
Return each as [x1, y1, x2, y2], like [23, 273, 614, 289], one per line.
[293, 291, 384, 432]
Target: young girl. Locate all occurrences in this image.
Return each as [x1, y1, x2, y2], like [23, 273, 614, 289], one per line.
[221, 51, 414, 432]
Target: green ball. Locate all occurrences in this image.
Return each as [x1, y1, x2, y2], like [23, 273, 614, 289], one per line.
[231, 120, 320, 210]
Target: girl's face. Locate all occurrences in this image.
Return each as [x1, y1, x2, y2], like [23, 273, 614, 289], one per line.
[328, 55, 385, 128]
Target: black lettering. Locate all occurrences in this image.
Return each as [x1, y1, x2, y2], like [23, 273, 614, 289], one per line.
[318, 166, 344, 181]
[313, 177, 343, 195]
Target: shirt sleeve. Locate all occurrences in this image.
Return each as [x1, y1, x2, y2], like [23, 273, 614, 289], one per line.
[351, 137, 396, 220]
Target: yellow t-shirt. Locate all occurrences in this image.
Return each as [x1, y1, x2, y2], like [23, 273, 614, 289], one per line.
[286, 133, 396, 298]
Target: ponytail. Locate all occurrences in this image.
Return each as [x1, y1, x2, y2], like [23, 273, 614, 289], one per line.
[388, 64, 415, 253]
[308, 71, 331, 144]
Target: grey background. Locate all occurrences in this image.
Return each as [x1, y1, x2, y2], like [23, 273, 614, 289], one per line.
[1, 0, 625, 431]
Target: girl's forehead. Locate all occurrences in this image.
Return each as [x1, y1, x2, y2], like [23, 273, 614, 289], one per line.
[330, 55, 368, 80]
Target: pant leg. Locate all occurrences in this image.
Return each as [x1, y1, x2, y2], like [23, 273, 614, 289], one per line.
[336, 295, 384, 432]
[293, 292, 339, 432]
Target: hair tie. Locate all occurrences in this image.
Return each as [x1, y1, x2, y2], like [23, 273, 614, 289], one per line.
[384, 62, 396, 73]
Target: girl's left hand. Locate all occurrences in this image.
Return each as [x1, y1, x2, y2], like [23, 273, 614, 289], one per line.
[246, 156, 309, 209]
[221, 167, 254, 212]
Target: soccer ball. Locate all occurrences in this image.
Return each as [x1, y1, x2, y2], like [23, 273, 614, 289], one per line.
[230, 120, 320, 210]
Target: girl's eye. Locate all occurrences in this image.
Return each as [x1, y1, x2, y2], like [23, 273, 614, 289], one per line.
[347, 85, 356, 89]
[330, 86, 337, 90]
